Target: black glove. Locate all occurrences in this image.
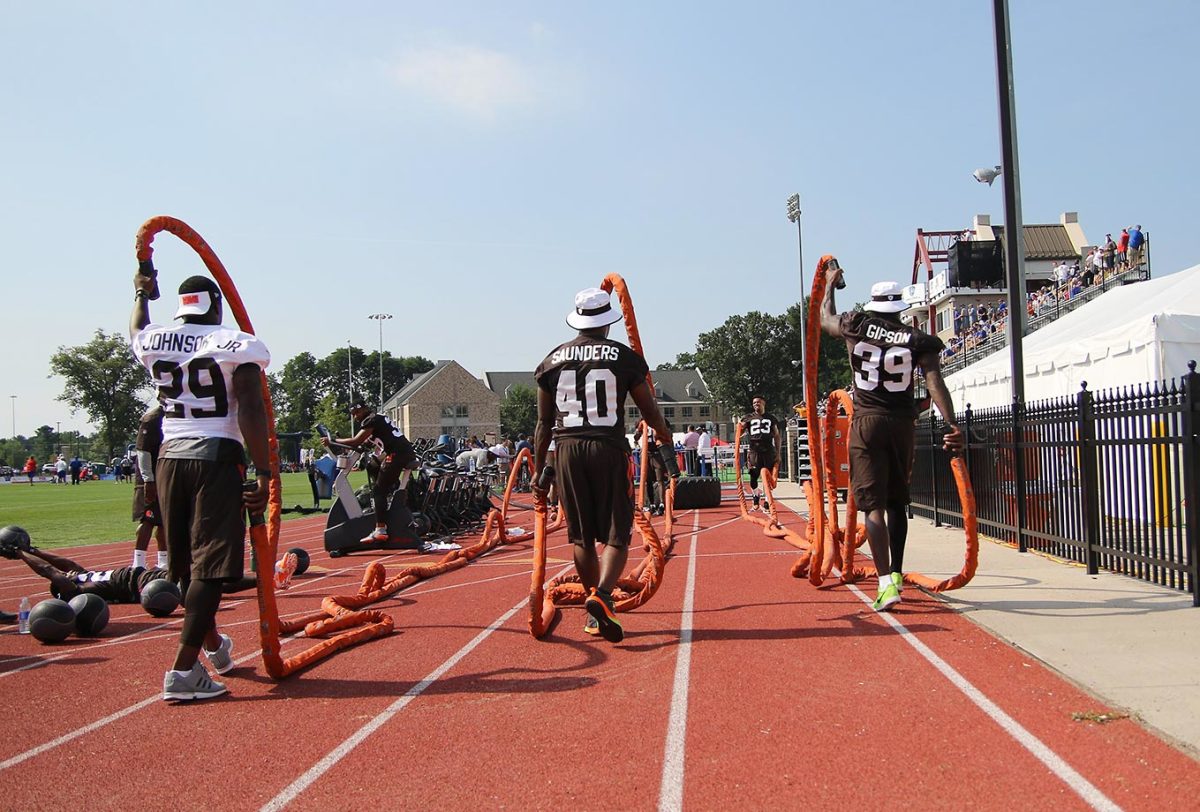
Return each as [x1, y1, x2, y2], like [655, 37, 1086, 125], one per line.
[657, 443, 680, 479]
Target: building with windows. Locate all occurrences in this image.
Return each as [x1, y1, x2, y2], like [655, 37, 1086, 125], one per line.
[483, 368, 735, 441]
[906, 212, 1091, 343]
[383, 360, 500, 441]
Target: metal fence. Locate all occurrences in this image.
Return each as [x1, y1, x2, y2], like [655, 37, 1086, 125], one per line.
[909, 361, 1200, 605]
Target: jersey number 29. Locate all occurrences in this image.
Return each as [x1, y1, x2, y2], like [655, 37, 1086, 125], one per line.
[556, 369, 618, 427]
[852, 342, 912, 392]
[152, 358, 229, 418]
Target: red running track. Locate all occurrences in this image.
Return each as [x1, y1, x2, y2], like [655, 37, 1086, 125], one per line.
[1, 499, 1198, 811]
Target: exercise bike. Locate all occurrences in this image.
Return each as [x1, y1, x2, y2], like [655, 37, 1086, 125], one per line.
[316, 424, 425, 558]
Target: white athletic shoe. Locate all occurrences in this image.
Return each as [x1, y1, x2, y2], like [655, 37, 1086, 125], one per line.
[163, 662, 228, 701]
[204, 633, 234, 675]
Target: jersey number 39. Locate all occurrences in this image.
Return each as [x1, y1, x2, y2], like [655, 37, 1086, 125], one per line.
[852, 342, 912, 392]
[556, 369, 618, 427]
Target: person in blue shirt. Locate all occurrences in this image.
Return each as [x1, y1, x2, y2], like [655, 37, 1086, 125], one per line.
[1127, 225, 1145, 270]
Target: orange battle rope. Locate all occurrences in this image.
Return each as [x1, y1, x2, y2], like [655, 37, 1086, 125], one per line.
[528, 273, 674, 638]
[135, 216, 563, 678]
[791, 253, 979, 591]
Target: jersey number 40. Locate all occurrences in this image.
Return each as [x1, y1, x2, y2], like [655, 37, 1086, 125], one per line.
[556, 369, 618, 428]
[852, 342, 912, 392]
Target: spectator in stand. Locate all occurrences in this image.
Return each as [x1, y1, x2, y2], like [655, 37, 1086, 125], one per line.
[1117, 228, 1130, 270]
[1102, 234, 1117, 279]
[69, 454, 82, 485]
[1128, 225, 1145, 270]
[515, 433, 533, 457]
[1082, 250, 1097, 286]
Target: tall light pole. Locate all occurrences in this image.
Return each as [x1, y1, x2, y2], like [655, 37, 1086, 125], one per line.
[993, 0, 1030, 551]
[9, 395, 15, 438]
[56, 421, 60, 457]
[786, 194, 807, 392]
[368, 313, 393, 412]
[347, 340, 355, 433]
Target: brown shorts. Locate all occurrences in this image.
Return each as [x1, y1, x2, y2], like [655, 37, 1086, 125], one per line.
[132, 484, 162, 526]
[157, 458, 246, 582]
[556, 438, 634, 548]
[848, 413, 915, 511]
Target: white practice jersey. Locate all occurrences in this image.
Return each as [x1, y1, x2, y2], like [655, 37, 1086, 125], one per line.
[132, 322, 271, 444]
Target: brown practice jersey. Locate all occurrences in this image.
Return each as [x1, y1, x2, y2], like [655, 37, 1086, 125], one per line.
[839, 311, 944, 418]
[535, 334, 650, 448]
[739, 412, 780, 453]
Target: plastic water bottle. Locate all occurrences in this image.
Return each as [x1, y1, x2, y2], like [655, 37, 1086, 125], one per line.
[469, 456, 477, 473]
[17, 597, 31, 634]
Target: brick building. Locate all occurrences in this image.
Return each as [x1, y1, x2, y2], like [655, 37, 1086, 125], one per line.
[383, 360, 500, 442]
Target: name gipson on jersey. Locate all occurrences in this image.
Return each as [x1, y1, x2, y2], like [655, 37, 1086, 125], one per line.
[866, 323, 912, 345]
[549, 344, 620, 365]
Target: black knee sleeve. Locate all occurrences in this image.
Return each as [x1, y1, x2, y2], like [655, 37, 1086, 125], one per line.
[180, 579, 224, 649]
[749, 469, 761, 490]
[886, 504, 909, 574]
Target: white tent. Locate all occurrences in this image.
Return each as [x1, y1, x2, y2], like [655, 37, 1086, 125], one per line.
[945, 263, 1200, 409]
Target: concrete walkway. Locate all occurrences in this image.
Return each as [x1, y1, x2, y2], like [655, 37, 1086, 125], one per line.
[767, 479, 1200, 757]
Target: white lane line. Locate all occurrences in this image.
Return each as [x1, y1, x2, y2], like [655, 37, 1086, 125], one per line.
[259, 563, 574, 812]
[657, 510, 701, 812]
[0, 640, 287, 771]
[779, 491, 1119, 810]
[842, 583, 1122, 811]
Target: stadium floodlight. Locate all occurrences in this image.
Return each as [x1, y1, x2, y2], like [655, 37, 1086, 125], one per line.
[786, 193, 807, 394]
[368, 313, 394, 411]
[972, 165, 1002, 186]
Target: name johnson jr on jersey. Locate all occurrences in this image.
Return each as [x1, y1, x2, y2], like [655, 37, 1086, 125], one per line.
[138, 331, 247, 355]
[549, 343, 621, 365]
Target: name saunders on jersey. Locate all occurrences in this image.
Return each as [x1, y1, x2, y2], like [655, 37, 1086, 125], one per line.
[866, 322, 912, 345]
[549, 343, 620, 365]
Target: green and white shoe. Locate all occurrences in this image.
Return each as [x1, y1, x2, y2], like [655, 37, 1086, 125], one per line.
[891, 571, 904, 593]
[873, 579, 902, 612]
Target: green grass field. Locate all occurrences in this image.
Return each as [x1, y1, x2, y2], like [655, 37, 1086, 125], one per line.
[0, 471, 368, 549]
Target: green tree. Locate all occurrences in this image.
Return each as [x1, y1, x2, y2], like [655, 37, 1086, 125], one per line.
[361, 352, 434, 407]
[683, 300, 853, 419]
[274, 352, 321, 434]
[499, 385, 537, 438]
[656, 352, 698, 371]
[49, 329, 151, 460]
[31, 425, 56, 462]
[312, 392, 351, 440]
[0, 437, 29, 468]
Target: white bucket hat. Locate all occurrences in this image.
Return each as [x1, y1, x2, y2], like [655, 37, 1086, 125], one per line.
[864, 281, 910, 314]
[565, 287, 623, 330]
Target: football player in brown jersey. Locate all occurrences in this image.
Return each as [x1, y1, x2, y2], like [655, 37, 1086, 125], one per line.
[534, 287, 678, 642]
[820, 265, 963, 611]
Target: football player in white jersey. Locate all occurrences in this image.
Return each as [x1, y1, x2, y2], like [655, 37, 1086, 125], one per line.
[130, 273, 272, 701]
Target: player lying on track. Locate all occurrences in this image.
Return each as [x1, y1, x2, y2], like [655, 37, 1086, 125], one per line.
[533, 287, 679, 643]
[5, 545, 300, 603]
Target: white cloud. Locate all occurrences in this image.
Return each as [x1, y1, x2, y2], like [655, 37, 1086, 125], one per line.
[388, 44, 537, 118]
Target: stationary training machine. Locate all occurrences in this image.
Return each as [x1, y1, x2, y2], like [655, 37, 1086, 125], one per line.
[314, 425, 424, 557]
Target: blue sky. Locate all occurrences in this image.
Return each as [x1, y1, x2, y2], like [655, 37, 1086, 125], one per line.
[2, 1, 1195, 437]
